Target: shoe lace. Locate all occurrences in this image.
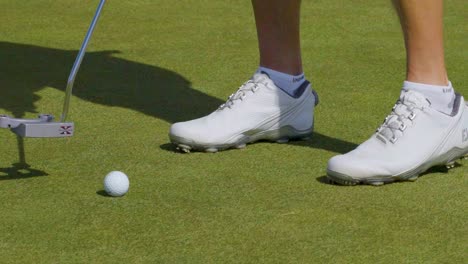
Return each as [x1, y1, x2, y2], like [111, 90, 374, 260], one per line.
[376, 91, 430, 144]
[218, 79, 264, 110]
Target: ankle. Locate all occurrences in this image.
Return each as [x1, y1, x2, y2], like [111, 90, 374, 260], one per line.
[402, 80, 455, 115]
[406, 68, 448, 86]
[257, 67, 307, 97]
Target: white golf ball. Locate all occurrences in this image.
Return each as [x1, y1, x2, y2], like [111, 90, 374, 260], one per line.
[104, 171, 129, 197]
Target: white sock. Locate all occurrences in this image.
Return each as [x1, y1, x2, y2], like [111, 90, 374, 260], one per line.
[402, 81, 456, 115]
[257, 67, 306, 97]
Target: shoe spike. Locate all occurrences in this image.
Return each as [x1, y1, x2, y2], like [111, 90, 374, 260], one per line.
[276, 138, 289, 143]
[445, 161, 456, 169]
[407, 175, 418, 182]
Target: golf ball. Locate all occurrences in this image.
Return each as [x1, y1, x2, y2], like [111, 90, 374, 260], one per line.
[104, 171, 129, 197]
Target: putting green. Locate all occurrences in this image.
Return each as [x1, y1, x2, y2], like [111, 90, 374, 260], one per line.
[0, 0, 466, 263]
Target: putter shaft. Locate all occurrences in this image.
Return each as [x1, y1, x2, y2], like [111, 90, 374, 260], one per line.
[61, 0, 106, 122]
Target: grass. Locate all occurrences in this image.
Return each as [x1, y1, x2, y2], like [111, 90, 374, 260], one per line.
[0, 0, 466, 263]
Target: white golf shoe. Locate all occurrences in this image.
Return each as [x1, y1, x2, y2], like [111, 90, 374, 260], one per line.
[169, 73, 319, 152]
[327, 90, 468, 186]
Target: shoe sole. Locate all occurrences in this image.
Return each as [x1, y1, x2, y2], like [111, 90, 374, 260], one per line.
[169, 125, 313, 153]
[327, 148, 468, 186]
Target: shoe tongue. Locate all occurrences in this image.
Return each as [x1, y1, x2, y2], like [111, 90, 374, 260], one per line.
[252, 73, 273, 85]
[400, 90, 430, 107]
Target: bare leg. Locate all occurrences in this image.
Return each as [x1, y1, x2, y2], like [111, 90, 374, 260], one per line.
[393, 0, 448, 85]
[252, 0, 302, 75]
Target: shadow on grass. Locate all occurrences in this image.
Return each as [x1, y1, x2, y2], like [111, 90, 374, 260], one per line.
[0, 41, 221, 122]
[289, 133, 358, 154]
[0, 162, 48, 181]
[0, 136, 48, 181]
[316, 175, 334, 185]
[160, 143, 178, 152]
[96, 190, 128, 198]
[96, 190, 111, 197]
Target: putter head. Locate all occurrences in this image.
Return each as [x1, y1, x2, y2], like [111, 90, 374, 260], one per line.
[0, 114, 74, 138]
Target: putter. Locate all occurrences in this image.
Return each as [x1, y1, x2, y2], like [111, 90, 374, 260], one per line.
[0, 0, 106, 138]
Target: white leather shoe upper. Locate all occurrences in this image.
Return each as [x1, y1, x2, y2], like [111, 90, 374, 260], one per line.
[170, 73, 318, 147]
[328, 91, 468, 179]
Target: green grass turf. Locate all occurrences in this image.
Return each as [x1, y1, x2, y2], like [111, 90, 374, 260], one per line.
[0, 0, 467, 263]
